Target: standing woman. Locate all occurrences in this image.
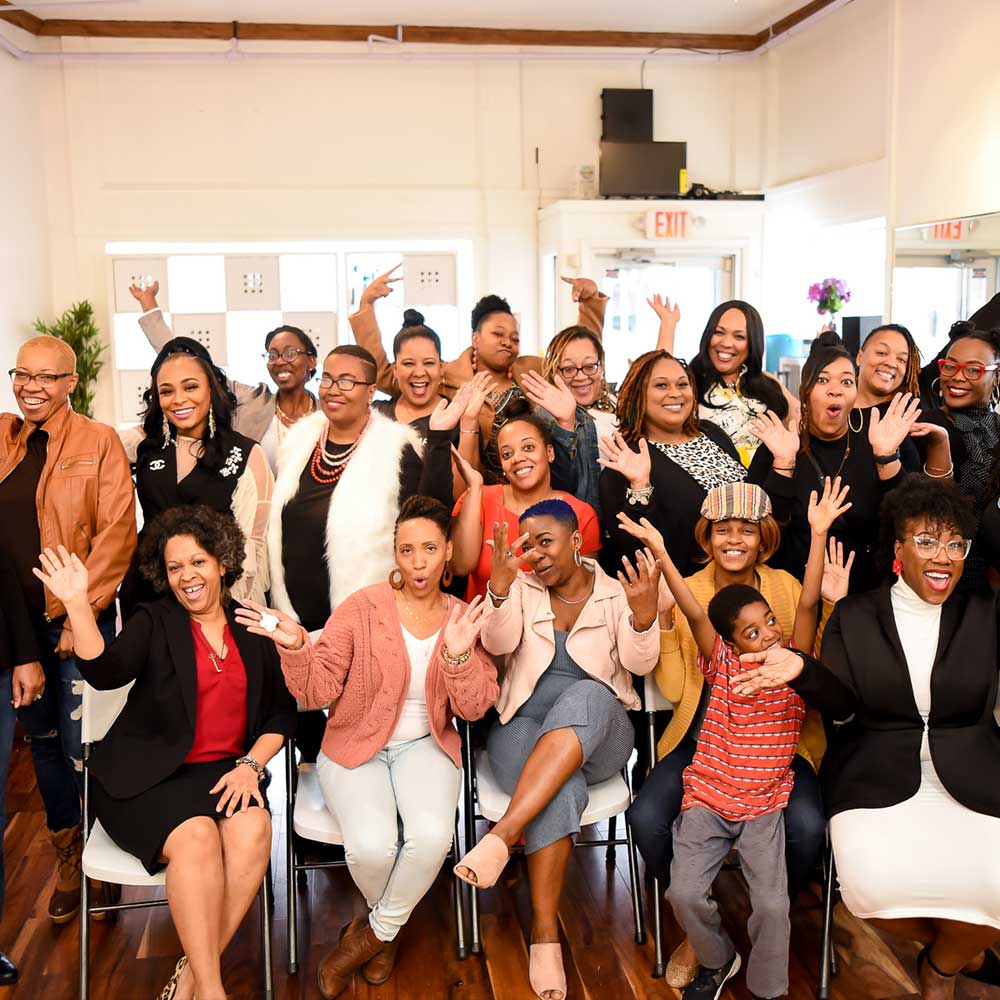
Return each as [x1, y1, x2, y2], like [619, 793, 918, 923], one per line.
[121, 337, 273, 615]
[239, 497, 498, 998]
[736, 476, 1000, 1000]
[748, 333, 921, 593]
[129, 283, 318, 469]
[599, 350, 747, 580]
[450, 416, 602, 601]
[855, 323, 922, 409]
[268, 345, 456, 634]
[33, 509, 298, 1000]
[453, 506, 661, 1000]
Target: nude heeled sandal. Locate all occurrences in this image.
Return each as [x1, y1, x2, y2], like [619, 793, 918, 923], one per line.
[453, 832, 510, 889]
[529, 942, 567, 1000]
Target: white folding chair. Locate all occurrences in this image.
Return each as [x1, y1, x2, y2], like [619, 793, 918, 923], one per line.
[460, 719, 646, 956]
[79, 682, 274, 999]
[284, 738, 468, 975]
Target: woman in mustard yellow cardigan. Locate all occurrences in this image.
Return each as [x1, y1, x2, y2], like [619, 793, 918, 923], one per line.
[624, 482, 851, 989]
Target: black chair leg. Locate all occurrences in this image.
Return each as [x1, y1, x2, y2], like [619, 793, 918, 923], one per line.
[606, 814, 618, 864]
[452, 826, 468, 960]
[285, 742, 299, 976]
[261, 879, 274, 999]
[462, 722, 482, 956]
[624, 810, 646, 945]
[651, 875, 665, 977]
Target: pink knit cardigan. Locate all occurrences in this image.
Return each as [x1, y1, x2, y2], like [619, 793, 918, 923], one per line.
[278, 582, 499, 768]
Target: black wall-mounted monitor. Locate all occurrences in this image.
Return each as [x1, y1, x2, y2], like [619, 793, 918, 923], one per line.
[599, 141, 687, 198]
[601, 88, 653, 142]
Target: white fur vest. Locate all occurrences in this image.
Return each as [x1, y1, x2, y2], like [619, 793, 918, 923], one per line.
[268, 409, 420, 620]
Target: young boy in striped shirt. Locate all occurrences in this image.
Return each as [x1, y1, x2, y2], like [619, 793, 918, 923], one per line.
[619, 477, 851, 1000]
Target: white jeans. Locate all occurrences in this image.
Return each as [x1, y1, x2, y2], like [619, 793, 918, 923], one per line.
[315, 736, 461, 941]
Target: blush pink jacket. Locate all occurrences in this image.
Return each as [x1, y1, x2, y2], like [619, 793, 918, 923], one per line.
[278, 582, 499, 769]
[481, 559, 659, 724]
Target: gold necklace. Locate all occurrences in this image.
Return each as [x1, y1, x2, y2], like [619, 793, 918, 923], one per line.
[275, 395, 316, 427]
[400, 592, 446, 623]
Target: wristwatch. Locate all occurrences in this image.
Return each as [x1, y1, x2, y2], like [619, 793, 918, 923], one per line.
[235, 755, 265, 781]
[873, 450, 901, 465]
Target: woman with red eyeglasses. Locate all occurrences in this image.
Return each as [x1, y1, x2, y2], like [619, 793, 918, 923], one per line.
[925, 323, 1000, 588]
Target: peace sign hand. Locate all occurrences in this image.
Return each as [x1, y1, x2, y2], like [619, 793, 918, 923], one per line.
[486, 522, 528, 598]
[359, 264, 403, 308]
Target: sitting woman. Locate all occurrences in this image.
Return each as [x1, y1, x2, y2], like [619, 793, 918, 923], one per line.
[453, 503, 661, 1000]
[736, 475, 1000, 1000]
[450, 414, 601, 600]
[33, 507, 297, 1000]
[238, 496, 498, 999]
[622, 481, 851, 989]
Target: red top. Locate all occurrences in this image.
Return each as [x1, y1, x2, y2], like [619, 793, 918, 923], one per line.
[681, 634, 805, 822]
[184, 620, 248, 764]
[453, 484, 602, 601]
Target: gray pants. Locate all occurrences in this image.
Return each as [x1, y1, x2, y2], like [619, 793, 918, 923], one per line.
[668, 806, 790, 999]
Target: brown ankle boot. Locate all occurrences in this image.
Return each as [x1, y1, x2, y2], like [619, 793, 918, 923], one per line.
[48, 824, 82, 924]
[317, 915, 385, 999]
[361, 933, 400, 986]
[91, 879, 122, 920]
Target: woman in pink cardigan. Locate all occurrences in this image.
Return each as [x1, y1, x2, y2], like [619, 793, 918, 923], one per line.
[237, 496, 498, 1000]
[452, 498, 661, 1000]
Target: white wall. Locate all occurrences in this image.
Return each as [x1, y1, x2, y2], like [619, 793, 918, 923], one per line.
[0, 28, 53, 412]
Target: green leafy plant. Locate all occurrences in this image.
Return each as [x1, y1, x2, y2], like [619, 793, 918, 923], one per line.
[33, 301, 105, 418]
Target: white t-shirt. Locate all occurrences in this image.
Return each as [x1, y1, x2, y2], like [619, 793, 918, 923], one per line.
[387, 627, 440, 746]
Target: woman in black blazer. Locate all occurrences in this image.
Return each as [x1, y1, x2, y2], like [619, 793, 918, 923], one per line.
[34, 507, 297, 1000]
[734, 477, 1000, 1000]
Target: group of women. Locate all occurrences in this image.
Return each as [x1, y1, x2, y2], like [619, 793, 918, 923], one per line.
[17, 273, 1000, 1000]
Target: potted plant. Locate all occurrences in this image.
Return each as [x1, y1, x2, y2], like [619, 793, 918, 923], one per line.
[33, 301, 105, 418]
[807, 278, 852, 331]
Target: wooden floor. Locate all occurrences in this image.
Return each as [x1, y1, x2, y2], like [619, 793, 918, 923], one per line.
[1, 736, 998, 1000]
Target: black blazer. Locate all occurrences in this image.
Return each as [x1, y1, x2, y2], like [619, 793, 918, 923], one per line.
[76, 597, 298, 799]
[790, 581, 1000, 819]
[0, 547, 40, 671]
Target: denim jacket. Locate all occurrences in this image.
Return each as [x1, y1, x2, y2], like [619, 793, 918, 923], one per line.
[534, 404, 601, 516]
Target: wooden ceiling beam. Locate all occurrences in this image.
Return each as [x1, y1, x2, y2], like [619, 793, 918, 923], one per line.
[0, 0, 44, 35]
[753, 0, 842, 46]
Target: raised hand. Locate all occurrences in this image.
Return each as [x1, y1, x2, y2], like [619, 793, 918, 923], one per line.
[616, 512, 667, 562]
[869, 392, 922, 457]
[441, 595, 486, 658]
[451, 445, 483, 491]
[429, 380, 474, 432]
[128, 280, 159, 312]
[461, 371, 497, 429]
[599, 431, 652, 489]
[807, 476, 852, 536]
[359, 264, 403, 308]
[520, 370, 577, 429]
[486, 521, 528, 598]
[731, 646, 805, 697]
[561, 275, 599, 302]
[646, 293, 681, 326]
[234, 599, 306, 650]
[821, 536, 855, 604]
[33, 546, 89, 610]
[749, 410, 800, 466]
[618, 551, 661, 631]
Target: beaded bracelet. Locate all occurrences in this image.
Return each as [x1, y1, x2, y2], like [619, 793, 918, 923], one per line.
[626, 484, 654, 506]
[441, 646, 472, 666]
[486, 581, 510, 605]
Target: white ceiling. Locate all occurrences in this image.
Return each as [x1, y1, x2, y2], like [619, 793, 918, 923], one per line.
[19, 0, 809, 35]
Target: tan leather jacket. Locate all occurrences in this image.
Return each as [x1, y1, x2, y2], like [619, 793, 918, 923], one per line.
[0, 404, 137, 620]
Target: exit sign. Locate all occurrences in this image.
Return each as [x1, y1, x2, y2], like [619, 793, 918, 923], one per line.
[930, 221, 964, 241]
[646, 209, 690, 239]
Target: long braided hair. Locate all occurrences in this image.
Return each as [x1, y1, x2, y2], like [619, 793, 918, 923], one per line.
[615, 349, 699, 446]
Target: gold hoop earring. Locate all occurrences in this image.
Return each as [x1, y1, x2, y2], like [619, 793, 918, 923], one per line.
[388, 569, 403, 590]
[848, 408, 863, 434]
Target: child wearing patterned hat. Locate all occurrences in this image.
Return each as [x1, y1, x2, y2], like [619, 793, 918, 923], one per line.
[617, 477, 851, 1000]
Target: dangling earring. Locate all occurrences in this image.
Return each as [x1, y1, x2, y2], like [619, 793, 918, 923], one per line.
[161, 412, 172, 449]
[442, 563, 454, 588]
[991, 378, 1000, 409]
[931, 377, 942, 401]
[208, 408, 216, 439]
[892, 558, 903, 576]
[388, 569, 403, 590]
[471, 347, 478, 373]
[573, 548, 582, 566]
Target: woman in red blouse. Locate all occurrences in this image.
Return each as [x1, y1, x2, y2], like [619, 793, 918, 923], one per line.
[34, 507, 297, 1000]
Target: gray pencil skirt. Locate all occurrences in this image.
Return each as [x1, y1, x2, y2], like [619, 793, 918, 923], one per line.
[486, 678, 634, 854]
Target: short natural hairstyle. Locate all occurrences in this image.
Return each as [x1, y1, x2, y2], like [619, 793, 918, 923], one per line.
[878, 474, 977, 574]
[265, 324, 318, 379]
[393, 308, 442, 359]
[520, 497, 579, 531]
[947, 320, 1000, 360]
[325, 344, 377, 383]
[542, 325, 604, 384]
[16, 335, 77, 372]
[137, 505, 246, 600]
[395, 494, 451, 540]
[693, 514, 781, 565]
[615, 349, 698, 445]
[708, 584, 772, 644]
[471, 294, 514, 332]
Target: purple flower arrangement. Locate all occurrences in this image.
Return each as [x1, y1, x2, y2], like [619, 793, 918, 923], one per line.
[808, 278, 852, 316]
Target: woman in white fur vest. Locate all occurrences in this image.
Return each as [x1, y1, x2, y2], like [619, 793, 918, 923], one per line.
[268, 345, 460, 633]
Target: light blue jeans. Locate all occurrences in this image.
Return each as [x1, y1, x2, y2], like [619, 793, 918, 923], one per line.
[316, 735, 461, 942]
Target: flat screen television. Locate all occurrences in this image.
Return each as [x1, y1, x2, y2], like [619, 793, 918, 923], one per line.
[599, 141, 687, 198]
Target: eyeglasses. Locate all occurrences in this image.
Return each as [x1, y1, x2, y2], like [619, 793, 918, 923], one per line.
[9, 369, 75, 387]
[557, 362, 601, 380]
[264, 347, 311, 363]
[906, 535, 972, 561]
[319, 375, 373, 391]
[938, 358, 1000, 381]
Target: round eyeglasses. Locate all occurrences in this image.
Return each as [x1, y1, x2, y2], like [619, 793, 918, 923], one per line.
[557, 363, 601, 380]
[264, 348, 311, 363]
[907, 535, 971, 561]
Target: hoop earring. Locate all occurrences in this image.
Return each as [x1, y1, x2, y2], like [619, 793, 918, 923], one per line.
[573, 548, 582, 566]
[991, 379, 1000, 409]
[208, 408, 216, 439]
[848, 408, 863, 434]
[442, 563, 454, 588]
[931, 377, 942, 400]
[388, 569, 403, 590]
[161, 412, 172, 449]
